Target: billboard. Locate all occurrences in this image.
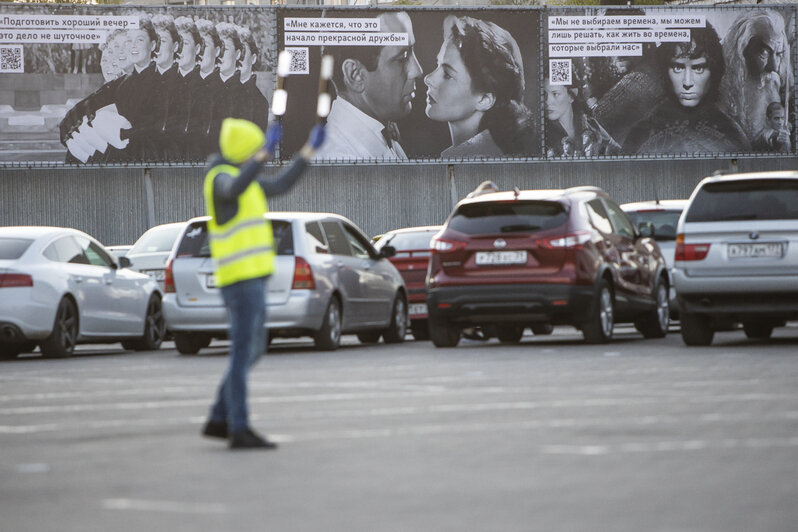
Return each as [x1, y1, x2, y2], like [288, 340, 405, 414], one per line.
[0, 5, 795, 165]
[277, 8, 542, 162]
[544, 7, 794, 157]
[0, 5, 275, 164]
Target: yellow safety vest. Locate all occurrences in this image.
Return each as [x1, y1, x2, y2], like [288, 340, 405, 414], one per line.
[203, 163, 275, 287]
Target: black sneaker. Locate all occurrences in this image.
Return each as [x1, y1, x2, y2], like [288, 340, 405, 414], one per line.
[229, 428, 278, 450]
[201, 420, 228, 440]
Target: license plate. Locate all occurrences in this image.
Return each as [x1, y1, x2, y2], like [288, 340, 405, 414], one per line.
[408, 303, 427, 316]
[475, 251, 527, 265]
[728, 242, 785, 259]
[206, 274, 217, 288]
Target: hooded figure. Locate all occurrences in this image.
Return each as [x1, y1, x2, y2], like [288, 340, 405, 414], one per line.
[200, 118, 325, 450]
[719, 10, 791, 146]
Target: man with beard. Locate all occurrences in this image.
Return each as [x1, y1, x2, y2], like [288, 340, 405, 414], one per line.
[623, 24, 750, 155]
[313, 11, 422, 160]
[719, 10, 791, 148]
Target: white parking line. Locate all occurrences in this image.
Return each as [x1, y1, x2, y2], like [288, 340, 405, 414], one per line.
[542, 437, 798, 456]
[102, 498, 229, 514]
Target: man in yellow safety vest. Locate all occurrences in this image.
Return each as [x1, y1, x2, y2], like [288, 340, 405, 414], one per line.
[201, 118, 325, 449]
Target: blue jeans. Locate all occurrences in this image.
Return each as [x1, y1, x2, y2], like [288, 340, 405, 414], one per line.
[209, 276, 267, 434]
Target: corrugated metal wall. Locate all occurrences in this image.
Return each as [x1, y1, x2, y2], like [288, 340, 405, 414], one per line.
[1, 156, 796, 245]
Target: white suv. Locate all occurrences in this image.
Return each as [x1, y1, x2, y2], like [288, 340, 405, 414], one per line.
[673, 171, 798, 346]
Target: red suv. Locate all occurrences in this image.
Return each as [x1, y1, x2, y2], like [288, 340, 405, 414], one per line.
[375, 226, 442, 340]
[426, 187, 669, 347]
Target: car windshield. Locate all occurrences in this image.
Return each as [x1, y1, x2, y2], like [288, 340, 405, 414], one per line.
[0, 238, 33, 260]
[175, 221, 294, 258]
[686, 179, 798, 222]
[377, 230, 437, 251]
[448, 201, 568, 235]
[625, 210, 682, 241]
[129, 225, 184, 255]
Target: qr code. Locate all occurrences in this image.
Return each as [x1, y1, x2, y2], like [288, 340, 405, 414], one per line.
[549, 59, 571, 86]
[285, 47, 309, 75]
[0, 45, 24, 74]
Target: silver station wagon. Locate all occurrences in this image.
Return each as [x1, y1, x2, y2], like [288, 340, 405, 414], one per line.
[673, 171, 798, 345]
[162, 212, 407, 353]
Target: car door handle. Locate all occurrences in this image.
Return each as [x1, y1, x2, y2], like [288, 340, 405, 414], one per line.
[361, 261, 371, 270]
[104, 277, 113, 285]
[73, 276, 84, 283]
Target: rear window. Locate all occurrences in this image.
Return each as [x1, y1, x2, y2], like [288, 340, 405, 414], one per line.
[686, 179, 798, 222]
[0, 238, 33, 260]
[625, 210, 682, 241]
[377, 230, 437, 251]
[129, 224, 184, 255]
[175, 220, 293, 258]
[448, 201, 568, 235]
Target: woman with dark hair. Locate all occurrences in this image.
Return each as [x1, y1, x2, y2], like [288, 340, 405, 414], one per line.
[191, 19, 225, 159]
[423, 15, 533, 157]
[170, 16, 204, 161]
[232, 26, 269, 132]
[114, 17, 160, 161]
[544, 73, 619, 158]
[623, 24, 750, 155]
[152, 14, 181, 159]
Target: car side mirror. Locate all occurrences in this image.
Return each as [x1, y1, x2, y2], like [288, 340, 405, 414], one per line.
[379, 245, 396, 259]
[637, 221, 655, 239]
[118, 256, 132, 269]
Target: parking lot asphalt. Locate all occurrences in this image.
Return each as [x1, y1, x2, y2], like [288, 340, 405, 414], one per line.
[2, 325, 798, 532]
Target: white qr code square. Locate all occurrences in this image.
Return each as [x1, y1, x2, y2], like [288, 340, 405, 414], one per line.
[0, 45, 24, 73]
[549, 59, 571, 86]
[285, 47, 309, 75]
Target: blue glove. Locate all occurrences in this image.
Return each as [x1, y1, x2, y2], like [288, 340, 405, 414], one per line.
[265, 122, 283, 154]
[308, 124, 326, 149]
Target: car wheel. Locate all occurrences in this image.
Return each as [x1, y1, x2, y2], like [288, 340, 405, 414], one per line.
[314, 298, 342, 351]
[174, 332, 202, 355]
[496, 326, 524, 343]
[634, 278, 669, 339]
[680, 313, 714, 346]
[0, 343, 22, 360]
[582, 279, 614, 344]
[429, 316, 460, 348]
[743, 321, 774, 339]
[411, 321, 430, 341]
[531, 323, 554, 336]
[383, 295, 407, 344]
[40, 297, 78, 358]
[122, 295, 166, 351]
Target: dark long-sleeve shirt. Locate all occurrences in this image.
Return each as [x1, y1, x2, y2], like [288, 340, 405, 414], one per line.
[207, 154, 309, 226]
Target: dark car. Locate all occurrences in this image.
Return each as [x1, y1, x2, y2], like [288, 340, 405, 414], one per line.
[426, 187, 670, 347]
[621, 199, 688, 318]
[375, 225, 442, 340]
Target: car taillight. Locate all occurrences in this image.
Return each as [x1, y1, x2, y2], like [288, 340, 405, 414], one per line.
[537, 231, 592, 249]
[674, 234, 710, 261]
[292, 256, 315, 289]
[0, 273, 33, 288]
[430, 237, 466, 253]
[163, 259, 175, 293]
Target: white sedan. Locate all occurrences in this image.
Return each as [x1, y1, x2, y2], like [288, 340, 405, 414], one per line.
[0, 226, 166, 359]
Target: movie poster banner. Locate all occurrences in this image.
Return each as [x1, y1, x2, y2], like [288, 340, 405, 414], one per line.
[0, 5, 275, 164]
[278, 8, 542, 162]
[544, 7, 794, 157]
